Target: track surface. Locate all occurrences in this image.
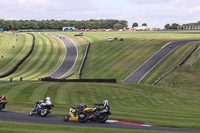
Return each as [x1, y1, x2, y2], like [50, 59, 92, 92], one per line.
[0, 111, 200, 132]
[123, 40, 200, 83]
[48, 34, 78, 78]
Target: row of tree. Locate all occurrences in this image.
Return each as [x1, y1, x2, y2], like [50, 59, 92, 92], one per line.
[164, 23, 179, 29]
[164, 21, 200, 29]
[0, 19, 128, 30]
[132, 22, 147, 28]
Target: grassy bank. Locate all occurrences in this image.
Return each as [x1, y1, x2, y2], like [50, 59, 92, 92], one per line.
[59, 31, 200, 82]
[0, 121, 185, 133]
[0, 33, 65, 81]
[0, 33, 30, 76]
[0, 82, 199, 129]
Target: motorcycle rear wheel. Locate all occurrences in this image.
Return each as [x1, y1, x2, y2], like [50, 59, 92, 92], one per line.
[79, 112, 89, 123]
[0, 105, 2, 111]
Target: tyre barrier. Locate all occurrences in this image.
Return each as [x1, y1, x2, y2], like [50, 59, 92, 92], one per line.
[0, 33, 35, 78]
[78, 42, 90, 79]
[152, 44, 199, 85]
[41, 77, 117, 83]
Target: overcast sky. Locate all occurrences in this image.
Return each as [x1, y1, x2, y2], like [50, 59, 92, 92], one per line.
[0, 0, 200, 28]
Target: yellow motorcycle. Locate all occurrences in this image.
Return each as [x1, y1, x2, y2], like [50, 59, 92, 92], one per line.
[0, 99, 8, 111]
[63, 106, 94, 123]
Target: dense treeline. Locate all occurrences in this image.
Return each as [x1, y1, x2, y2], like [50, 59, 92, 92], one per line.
[0, 19, 128, 30]
[182, 21, 200, 27]
[164, 21, 200, 29]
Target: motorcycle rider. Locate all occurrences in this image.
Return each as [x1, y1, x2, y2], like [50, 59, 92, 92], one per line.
[34, 97, 52, 111]
[75, 102, 87, 112]
[95, 100, 110, 110]
[0, 94, 6, 101]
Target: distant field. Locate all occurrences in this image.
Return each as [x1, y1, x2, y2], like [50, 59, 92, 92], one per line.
[0, 33, 65, 81]
[59, 31, 200, 83]
[0, 81, 199, 129]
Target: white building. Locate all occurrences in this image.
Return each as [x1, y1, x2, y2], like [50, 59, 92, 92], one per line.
[132, 26, 150, 31]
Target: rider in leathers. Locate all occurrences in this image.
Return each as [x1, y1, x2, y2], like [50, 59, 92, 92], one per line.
[34, 97, 52, 111]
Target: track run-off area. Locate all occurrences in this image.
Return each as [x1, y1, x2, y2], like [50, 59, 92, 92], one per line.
[0, 111, 200, 132]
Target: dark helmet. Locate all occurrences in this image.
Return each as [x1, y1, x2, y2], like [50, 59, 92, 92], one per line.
[80, 103, 85, 106]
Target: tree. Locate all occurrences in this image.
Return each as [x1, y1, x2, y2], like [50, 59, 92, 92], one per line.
[142, 23, 147, 26]
[164, 24, 171, 29]
[113, 23, 123, 30]
[171, 23, 179, 29]
[132, 22, 138, 28]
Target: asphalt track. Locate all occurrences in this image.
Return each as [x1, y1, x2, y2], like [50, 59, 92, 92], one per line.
[47, 33, 78, 79]
[123, 40, 200, 83]
[0, 111, 200, 132]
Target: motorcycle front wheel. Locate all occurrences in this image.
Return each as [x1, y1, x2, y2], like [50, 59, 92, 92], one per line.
[63, 115, 70, 122]
[97, 114, 108, 123]
[29, 110, 35, 116]
[41, 109, 49, 117]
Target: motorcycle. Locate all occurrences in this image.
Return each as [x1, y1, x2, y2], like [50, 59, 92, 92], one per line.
[0, 99, 7, 111]
[63, 101, 111, 123]
[63, 106, 93, 123]
[29, 102, 54, 117]
[89, 103, 111, 123]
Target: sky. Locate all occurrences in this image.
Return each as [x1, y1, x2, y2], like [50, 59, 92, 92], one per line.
[0, 0, 200, 28]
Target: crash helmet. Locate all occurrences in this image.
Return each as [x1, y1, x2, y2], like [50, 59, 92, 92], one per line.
[103, 100, 108, 106]
[1, 94, 5, 98]
[46, 97, 50, 101]
[80, 102, 85, 106]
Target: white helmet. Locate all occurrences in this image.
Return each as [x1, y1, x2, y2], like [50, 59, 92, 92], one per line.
[46, 97, 50, 100]
[103, 100, 108, 105]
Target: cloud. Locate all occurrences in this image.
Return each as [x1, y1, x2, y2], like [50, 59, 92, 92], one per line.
[0, 0, 200, 28]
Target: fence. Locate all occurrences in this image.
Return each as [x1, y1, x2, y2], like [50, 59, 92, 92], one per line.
[41, 77, 116, 83]
[78, 42, 90, 79]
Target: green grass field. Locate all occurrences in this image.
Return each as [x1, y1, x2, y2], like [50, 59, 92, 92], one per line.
[0, 33, 30, 76]
[0, 33, 65, 81]
[0, 81, 200, 129]
[58, 31, 200, 83]
[1, 31, 200, 132]
[0, 121, 186, 133]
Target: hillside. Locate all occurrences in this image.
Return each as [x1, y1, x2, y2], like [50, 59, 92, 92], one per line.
[0, 81, 199, 129]
[0, 33, 65, 81]
[60, 31, 200, 84]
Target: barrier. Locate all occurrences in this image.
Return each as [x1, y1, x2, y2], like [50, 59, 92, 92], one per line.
[78, 42, 90, 79]
[41, 77, 116, 83]
[152, 44, 199, 85]
[0, 33, 35, 78]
